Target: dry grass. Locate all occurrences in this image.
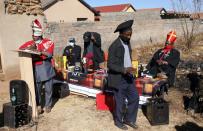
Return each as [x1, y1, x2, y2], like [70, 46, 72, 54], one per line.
[132, 33, 203, 64]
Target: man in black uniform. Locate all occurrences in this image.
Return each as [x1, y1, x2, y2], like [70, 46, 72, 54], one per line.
[107, 20, 139, 130]
[82, 32, 104, 71]
[63, 38, 81, 66]
[146, 31, 180, 87]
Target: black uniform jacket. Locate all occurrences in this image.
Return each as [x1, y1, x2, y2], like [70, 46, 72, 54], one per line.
[107, 37, 132, 89]
[83, 32, 104, 70]
[146, 48, 180, 86]
[63, 45, 81, 66]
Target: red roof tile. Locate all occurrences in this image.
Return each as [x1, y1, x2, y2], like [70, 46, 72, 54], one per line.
[95, 4, 135, 13]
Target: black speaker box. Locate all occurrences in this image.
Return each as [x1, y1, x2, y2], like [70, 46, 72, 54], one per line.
[53, 82, 70, 98]
[10, 80, 29, 105]
[146, 98, 169, 126]
[3, 103, 31, 128]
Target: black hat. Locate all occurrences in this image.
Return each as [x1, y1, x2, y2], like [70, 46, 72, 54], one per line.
[69, 38, 76, 43]
[114, 20, 134, 33]
[83, 32, 91, 42]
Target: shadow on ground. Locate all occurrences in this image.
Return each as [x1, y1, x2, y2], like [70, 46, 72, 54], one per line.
[175, 121, 203, 131]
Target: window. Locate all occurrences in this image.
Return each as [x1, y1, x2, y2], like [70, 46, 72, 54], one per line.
[200, 20, 203, 24]
[77, 18, 88, 21]
[59, 20, 64, 23]
[95, 16, 100, 21]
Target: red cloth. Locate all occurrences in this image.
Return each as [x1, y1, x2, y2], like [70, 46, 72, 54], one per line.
[33, 19, 42, 29]
[135, 77, 152, 95]
[85, 52, 94, 67]
[166, 31, 176, 43]
[160, 45, 174, 60]
[159, 31, 177, 60]
[19, 38, 54, 65]
[80, 73, 94, 87]
[85, 52, 93, 59]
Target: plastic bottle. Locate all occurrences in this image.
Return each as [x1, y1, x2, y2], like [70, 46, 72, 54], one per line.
[11, 87, 17, 105]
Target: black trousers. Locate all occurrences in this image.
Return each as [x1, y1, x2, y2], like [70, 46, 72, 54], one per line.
[113, 76, 139, 126]
[35, 79, 53, 107]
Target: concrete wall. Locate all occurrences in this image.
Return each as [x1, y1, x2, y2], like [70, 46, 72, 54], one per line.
[0, 31, 3, 73]
[44, 11, 203, 56]
[0, 2, 45, 79]
[0, 0, 3, 15]
[1, 7, 203, 79]
[99, 11, 161, 21]
[44, 0, 95, 23]
[0, 0, 3, 74]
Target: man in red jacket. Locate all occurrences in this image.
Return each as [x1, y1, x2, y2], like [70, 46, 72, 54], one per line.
[19, 19, 55, 113]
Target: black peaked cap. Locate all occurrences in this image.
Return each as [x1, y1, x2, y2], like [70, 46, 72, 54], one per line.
[114, 20, 134, 33]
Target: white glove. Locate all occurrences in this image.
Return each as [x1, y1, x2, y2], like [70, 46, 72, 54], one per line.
[82, 57, 87, 64]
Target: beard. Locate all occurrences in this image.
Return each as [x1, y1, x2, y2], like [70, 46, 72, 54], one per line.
[119, 35, 130, 44]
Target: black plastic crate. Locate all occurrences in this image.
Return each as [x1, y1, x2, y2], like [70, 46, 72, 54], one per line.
[146, 98, 169, 126]
[3, 103, 31, 128]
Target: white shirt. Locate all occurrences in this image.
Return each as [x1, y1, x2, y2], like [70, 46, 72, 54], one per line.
[120, 39, 132, 68]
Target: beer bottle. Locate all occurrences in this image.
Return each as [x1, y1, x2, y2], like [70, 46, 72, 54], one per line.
[138, 64, 144, 77]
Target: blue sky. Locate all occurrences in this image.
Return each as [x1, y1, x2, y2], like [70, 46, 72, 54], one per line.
[85, 0, 173, 10]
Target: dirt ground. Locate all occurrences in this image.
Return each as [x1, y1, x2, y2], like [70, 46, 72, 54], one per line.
[1, 41, 203, 131]
[1, 80, 203, 131]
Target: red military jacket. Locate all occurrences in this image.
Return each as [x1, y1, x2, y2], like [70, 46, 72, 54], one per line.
[19, 38, 54, 65]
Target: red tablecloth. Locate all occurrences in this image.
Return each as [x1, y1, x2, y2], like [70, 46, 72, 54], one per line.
[135, 77, 167, 96]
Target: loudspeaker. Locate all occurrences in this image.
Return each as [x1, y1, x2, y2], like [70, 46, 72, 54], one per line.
[3, 103, 31, 128]
[10, 80, 29, 105]
[146, 98, 169, 125]
[53, 82, 70, 98]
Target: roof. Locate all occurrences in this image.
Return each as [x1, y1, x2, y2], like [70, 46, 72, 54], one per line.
[94, 4, 136, 13]
[78, 0, 99, 16]
[190, 13, 203, 20]
[160, 8, 190, 19]
[197, 13, 203, 19]
[41, 0, 99, 15]
[41, 0, 57, 10]
[167, 10, 190, 15]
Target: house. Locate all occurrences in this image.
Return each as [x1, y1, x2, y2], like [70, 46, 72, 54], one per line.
[94, 4, 136, 13]
[160, 8, 190, 19]
[41, 0, 100, 22]
[190, 13, 203, 23]
[0, 0, 45, 80]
